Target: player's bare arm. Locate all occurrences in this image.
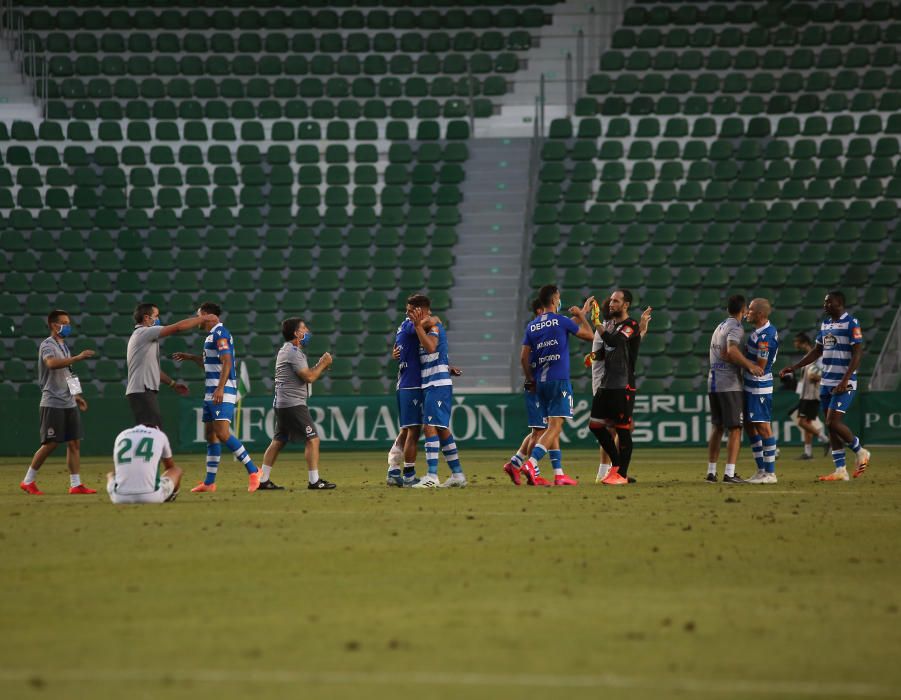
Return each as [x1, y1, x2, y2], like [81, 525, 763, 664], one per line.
[570, 305, 595, 341]
[159, 313, 218, 338]
[298, 353, 333, 383]
[724, 343, 764, 376]
[519, 346, 534, 389]
[44, 348, 95, 369]
[639, 307, 652, 338]
[171, 351, 204, 368]
[159, 369, 190, 396]
[391, 345, 401, 361]
[75, 395, 88, 412]
[411, 307, 439, 353]
[213, 353, 231, 405]
[833, 344, 863, 395]
[779, 343, 823, 378]
[450, 366, 463, 376]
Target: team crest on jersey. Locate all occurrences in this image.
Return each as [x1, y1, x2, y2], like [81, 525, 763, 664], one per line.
[822, 333, 837, 349]
[621, 325, 634, 337]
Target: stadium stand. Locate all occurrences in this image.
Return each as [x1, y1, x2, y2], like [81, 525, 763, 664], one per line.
[0, 1, 565, 396]
[531, 0, 901, 394]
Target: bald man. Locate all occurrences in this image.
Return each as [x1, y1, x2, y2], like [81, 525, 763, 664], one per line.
[742, 298, 780, 484]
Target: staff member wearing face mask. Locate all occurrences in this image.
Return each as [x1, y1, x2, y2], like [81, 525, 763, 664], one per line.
[126, 302, 217, 430]
[20, 310, 97, 495]
[257, 317, 335, 491]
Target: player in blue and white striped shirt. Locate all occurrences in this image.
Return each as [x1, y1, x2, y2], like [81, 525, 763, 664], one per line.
[407, 298, 467, 489]
[172, 302, 260, 493]
[742, 298, 780, 484]
[780, 291, 870, 481]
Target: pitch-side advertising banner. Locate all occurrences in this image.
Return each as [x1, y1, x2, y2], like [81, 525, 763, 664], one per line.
[1, 393, 898, 456]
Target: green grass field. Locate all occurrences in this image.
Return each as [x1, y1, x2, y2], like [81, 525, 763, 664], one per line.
[2, 446, 900, 700]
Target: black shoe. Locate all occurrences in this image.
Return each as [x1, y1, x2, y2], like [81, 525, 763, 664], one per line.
[627, 476, 637, 484]
[723, 474, 746, 484]
[308, 479, 336, 490]
[705, 473, 718, 483]
[798, 453, 813, 461]
[257, 480, 285, 490]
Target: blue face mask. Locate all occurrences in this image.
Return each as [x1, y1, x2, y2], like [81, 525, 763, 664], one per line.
[300, 331, 311, 347]
[153, 318, 162, 327]
[58, 324, 72, 338]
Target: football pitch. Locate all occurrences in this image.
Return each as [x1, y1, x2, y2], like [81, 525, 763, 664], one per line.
[2, 447, 900, 700]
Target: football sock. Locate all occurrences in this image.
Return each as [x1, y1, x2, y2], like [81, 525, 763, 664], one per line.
[762, 436, 777, 474]
[525, 442, 548, 469]
[847, 436, 862, 453]
[23, 467, 38, 485]
[750, 435, 764, 471]
[549, 449, 563, 476]
[440, 435, 462, 474]
[510, 452, 525, 468]
[425, 438, 440, 475]
[725, 463, 736, 478]
[403, 463, 416, 478]
[804, 442, 813, 457]
[831, 449, 847, 470]
[616, 428, 633, 477]
[261, 464, 272, 482]
[388, 438, 404, 468]
[205, 443, 222, 485]
[597, 463, 611, 480]
[225, 435, 258, 474]
[308, 469, 319, 485]
[707, 462, 717, 476]
[590, 426, 619, 468]
[69, 474, 81, 488]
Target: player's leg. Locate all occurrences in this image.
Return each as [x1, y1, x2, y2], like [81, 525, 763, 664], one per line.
[436, 425, 466, 488]
[106, 471, 116, 502]
[411, 424, 441, 488]
[706, 393, 724, 481]
[724, 426, 744, 482]
[755, 419, 778, 482]
[402, 424, 421, 486]
[20, 440, 57, 495]
[213, 411, 261, 492]
[386, 428, 407, 486]
[824, 391, 869, 478]
[744, 393, 767, 482]
[161, 465, 183, 498]
[192, 404, 221, 492]
[504, 431, 531, 485]
[719, 392, 745, 483]
[522, 417, 562, 486]
[797, 413, 816, 458]
[707, 425, 724, 481]
[65, 438, 94, 494]
[305, 436, 336, 490]
[259, 438, 286, 490]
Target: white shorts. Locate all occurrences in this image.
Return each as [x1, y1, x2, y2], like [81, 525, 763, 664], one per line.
[107, 476, 176, 504]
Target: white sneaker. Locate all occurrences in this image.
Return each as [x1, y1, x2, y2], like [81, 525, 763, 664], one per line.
[746, 470, 768, 484]
[761, 473, 778, 484]
[439, 473, 468, 488]
[411, 473, 440, 489]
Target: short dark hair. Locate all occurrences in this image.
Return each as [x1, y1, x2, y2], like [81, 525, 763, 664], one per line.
[795, 332, 813, 345]
[406, 293, 431, 309]
[727, 294, 746, 315]
[538, 284, 558, 308]
[615, 289, 633, 306]
[199, 301, 221, 316]
[827, 290, 846, 306]
[47, 309, 68, 327]
[281, 317, 304, 342]
[530, 297, 542, 314]
[133, 302, 158, 325]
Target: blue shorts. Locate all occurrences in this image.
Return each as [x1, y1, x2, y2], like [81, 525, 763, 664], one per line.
[524, 390, 547, 429]
[397, 388, 424, 429]
[423, 385, 453, 428]
[743, 392, 772, 424]
[202, 401, 236, 423]
[536, 379, 574, 419]
[821, 386, 856, 414]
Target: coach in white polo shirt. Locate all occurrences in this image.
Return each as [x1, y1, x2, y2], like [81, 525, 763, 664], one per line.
[126, 303, 218, 429]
